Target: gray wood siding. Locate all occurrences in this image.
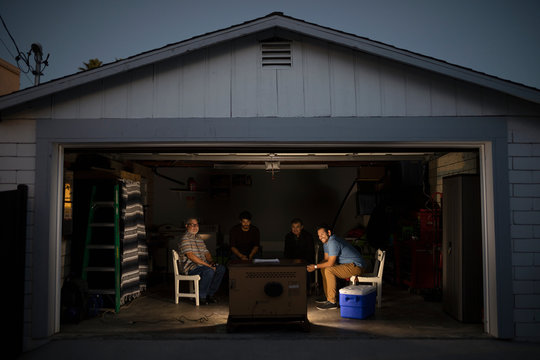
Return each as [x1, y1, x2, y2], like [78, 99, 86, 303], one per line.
[44, 35, 526, 120]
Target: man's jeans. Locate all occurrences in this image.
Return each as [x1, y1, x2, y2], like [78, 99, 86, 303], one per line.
[188, 264, 226, 299]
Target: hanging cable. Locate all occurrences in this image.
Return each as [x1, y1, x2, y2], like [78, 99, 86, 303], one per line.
[0, 35, 15, 58]
[0, 29, 34, 86]
[0, 12, 49, 85]
[0, 13, 29, 72]
[0, 13, 22, 57]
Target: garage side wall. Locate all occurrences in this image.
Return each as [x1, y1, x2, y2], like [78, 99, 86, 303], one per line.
[508, 117, 540, 340]
[0, 118, 36, 347]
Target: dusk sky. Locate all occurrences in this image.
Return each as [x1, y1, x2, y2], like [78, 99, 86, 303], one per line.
[1, 0, 539, 90]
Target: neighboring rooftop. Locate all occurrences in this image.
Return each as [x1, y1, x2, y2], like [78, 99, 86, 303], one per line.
[0, 57, 20, 96]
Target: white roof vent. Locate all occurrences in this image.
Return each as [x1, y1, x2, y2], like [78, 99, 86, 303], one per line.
[261, 40, 292, 68]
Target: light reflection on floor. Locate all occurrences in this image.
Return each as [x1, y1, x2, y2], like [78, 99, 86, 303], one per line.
[59, 283, 485, 340]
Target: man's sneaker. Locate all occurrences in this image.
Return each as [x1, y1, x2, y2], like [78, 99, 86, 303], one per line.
[315, 297, 328, 304]
[316, 301, 338, 310]
[206, 296, 218, 304]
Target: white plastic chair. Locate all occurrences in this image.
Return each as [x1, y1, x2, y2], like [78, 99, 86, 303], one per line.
[171, 249, 201, 306]
[350, 249, 386, 308]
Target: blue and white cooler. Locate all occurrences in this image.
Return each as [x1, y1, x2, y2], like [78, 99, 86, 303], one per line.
[339, 284, 376, 319]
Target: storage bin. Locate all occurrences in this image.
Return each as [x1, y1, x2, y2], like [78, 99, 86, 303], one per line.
[339, 284, 376, 319]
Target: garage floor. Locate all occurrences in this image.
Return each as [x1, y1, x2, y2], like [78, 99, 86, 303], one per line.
[58, 282, 486, 340]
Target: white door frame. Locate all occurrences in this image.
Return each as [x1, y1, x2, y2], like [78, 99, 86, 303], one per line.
[43, 140, 503, 336]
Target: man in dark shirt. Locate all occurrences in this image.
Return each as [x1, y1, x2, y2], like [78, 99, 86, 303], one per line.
[283, 218, 315, 263]
[229, 210, 260, 260]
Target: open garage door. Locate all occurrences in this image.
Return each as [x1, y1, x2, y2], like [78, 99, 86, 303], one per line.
[57, 144, 487, 337]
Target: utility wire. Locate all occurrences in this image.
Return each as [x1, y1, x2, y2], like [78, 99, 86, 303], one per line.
[0, 12, 22, 57]
[0, 12, 29, 72]
[20, 71, 34, 88]
[0, 35, 15, 58]
[0, 33, 35, 86]
[0, 12, 49, 86]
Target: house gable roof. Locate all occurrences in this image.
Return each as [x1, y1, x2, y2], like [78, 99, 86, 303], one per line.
[1, 12, 540, 111]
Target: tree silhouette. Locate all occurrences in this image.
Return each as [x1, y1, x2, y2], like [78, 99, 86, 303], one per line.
[78, 58, 102, 71]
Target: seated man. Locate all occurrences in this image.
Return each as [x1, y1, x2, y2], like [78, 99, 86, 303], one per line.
[179, 217, 225, 304]
[284, 218, 315, 263]
[229, 210, 260, 260]
[284, 218, 316, 291]
[307, 224, 365, 310]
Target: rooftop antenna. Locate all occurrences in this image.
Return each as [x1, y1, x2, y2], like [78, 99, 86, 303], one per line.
[29, 43, 48, 85]
[1, 14, 49, 86]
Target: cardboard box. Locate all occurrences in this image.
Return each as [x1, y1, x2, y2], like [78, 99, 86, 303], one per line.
[339, 285, 376, 319]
